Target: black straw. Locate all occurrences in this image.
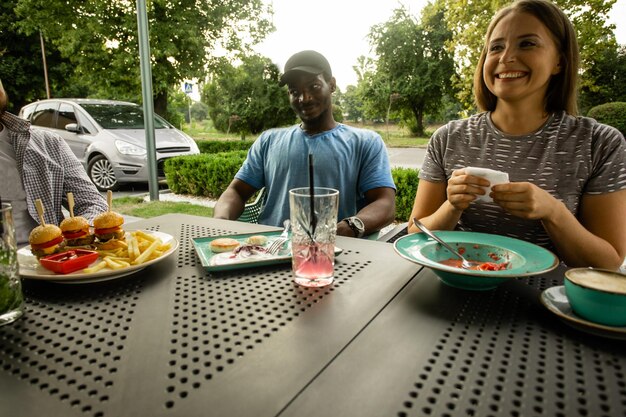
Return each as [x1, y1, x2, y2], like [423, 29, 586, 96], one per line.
[308, 154, 316, 234]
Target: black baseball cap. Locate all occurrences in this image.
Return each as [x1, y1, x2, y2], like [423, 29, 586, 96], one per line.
[279, 50, 332, 86]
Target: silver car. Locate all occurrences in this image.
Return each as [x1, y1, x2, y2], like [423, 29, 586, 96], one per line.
[19, 98, 200, 191]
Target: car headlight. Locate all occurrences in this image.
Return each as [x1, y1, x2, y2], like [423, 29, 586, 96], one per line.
[115, 140, 147, 156]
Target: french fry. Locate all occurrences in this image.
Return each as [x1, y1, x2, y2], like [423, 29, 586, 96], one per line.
[80, 229, 169, 272]
[83, 261, 108, 274]
[132, 239, 160, 265]
[134, 230, 157, 242]
[104, 257, 127, 270]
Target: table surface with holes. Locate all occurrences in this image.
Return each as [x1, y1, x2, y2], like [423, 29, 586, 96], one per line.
[281, 265, 626, 417]
[2, 215, 625, 417]
[0, 214, 424, 417]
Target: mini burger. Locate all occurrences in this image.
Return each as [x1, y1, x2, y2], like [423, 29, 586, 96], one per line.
[93, 211, 127, 250]
[29, 224, 66, 258]
[60, 216, 95, 247]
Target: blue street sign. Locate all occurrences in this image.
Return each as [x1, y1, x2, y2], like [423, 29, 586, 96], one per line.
[184, 82, 193, 94]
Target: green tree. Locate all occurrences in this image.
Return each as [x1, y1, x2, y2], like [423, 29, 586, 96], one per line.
[363, 4, 455, 136]
[202, 55, 294, 137]
[440, 0, 618, 113]
[579, 44, 626, 114]
[342, 85, 365, 122]
[14, 0, 273, 116]
[0, 0, 92, 112]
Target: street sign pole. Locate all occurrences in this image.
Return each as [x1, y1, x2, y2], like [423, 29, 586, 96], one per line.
[136, 0, 159, 201]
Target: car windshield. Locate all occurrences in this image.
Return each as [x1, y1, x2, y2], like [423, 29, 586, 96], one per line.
[80, 103, 171, 129]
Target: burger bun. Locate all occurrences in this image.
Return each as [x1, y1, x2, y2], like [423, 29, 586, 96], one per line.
[93, 211, 124, 230]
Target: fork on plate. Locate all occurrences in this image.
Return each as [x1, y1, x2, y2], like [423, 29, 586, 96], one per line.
[267, 220, 290, 255]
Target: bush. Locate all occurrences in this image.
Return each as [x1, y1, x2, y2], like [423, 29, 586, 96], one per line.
[391, 167, 420, 221]
[587, 102, 626, 136]
[196, 140, 253, 154]
[164, 151, 247, 198]
[164, 152, 421, 221]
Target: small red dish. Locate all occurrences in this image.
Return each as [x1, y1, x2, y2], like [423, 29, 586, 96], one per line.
[40, 249, 100, 274]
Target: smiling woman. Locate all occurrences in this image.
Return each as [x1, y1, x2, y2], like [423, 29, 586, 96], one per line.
[408, 0, 626, 271]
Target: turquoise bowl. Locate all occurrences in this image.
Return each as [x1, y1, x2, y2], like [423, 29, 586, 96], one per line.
[394, 231, 559, 291]
[564, 268, 626, 327]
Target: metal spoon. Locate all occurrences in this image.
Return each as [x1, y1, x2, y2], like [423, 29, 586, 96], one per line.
[412, 218, 473, 269]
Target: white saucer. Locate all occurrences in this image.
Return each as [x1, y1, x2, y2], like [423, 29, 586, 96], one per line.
[540, 286, 626, 340]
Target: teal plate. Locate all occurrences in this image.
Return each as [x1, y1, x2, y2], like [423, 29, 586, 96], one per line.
[193, 231, 343, 272]
[394, 231, 559, 290]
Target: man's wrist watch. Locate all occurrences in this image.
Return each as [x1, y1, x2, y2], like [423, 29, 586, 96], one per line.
[343, 216, 365, 238]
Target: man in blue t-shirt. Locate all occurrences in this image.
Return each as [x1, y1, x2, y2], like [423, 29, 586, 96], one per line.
[213, 50, 396, 237]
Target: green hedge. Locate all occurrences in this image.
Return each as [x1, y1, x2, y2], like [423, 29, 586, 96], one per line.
[391, 167, 420, 222]
[164, 152, 420, 221]
[196, 140, 254, 154]
[587, 102, 626, 136]
[164, 151, 247, 198]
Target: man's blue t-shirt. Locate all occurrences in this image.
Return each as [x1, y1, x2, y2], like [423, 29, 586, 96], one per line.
[235, 123, 396, 227]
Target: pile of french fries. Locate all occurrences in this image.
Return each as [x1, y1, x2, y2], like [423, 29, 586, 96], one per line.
[83, 230, 172, 273]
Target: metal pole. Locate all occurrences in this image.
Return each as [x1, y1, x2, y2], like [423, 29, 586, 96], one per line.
[39, 31, 50, 99]
[136, 0, 159, 201]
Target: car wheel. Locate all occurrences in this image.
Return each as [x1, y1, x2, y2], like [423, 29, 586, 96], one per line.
[88, 155, 120, 191]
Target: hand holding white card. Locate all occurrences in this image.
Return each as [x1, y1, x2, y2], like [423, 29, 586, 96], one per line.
[465, 167, 509, 203]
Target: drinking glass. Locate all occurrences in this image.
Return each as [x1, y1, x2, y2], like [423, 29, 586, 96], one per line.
[289, 187, 339, 287]
[0, 203, 24, 326]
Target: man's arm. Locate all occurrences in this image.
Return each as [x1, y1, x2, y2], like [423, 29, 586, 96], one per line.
[213, 179, 258, 221]
[337, 187, 396, 237]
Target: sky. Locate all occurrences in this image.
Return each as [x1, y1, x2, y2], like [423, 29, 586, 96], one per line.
[253, 0, 626, 91]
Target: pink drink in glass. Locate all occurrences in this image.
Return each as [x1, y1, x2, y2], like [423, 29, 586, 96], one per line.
[292, 241, 335, 287]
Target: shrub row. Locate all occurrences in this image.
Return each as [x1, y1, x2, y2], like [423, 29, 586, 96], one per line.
[164, 151, 420, 222]
[587, 102, 626, 136]
[196, 140, 253, 154]
[164, 151, 248, 199]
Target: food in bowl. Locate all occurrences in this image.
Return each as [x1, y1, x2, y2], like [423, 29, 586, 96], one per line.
[564, 268, 626, 327]
[393, 231, 559, 291]
[439, 259, 510, 271]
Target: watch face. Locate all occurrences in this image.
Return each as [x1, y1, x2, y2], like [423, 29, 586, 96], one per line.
[352, 217, 365, 230]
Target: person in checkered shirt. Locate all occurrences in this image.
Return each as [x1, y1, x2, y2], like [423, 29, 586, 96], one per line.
[0, 80, 108, 244]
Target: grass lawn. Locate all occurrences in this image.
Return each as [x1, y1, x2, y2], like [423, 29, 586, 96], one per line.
[114, 197, 213, 219]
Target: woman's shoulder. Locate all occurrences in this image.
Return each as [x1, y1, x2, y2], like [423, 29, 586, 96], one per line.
[557, 112, 624, 142]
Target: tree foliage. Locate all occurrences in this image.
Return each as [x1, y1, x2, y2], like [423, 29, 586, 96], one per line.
[13, 0, 273, 115]
[201, 55, 294, 137]
[579, 44, 626, 114]
[0, 0, 91, 112]
[361, 4, 455, 135]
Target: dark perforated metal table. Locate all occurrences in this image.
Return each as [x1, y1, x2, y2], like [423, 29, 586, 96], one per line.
[283, 266, 626, 417]
[1, 214, 624, 417]
[0, 214, 421, 416]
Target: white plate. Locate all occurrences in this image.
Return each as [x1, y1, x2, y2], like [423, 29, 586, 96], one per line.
[540, 286, 626, 340]
[18, 231, 178, 284]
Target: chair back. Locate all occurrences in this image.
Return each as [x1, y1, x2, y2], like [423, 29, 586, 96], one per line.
[237, 187, 266, 223]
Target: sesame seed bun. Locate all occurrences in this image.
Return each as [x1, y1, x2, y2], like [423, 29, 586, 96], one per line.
[93, 211, 124, 230]
[29, 224, 65, 258]
[29, 224, 63, 246]
[60, 216, 90, 233]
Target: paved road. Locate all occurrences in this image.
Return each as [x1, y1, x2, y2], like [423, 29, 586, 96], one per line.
[387, 147, 426, 170]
